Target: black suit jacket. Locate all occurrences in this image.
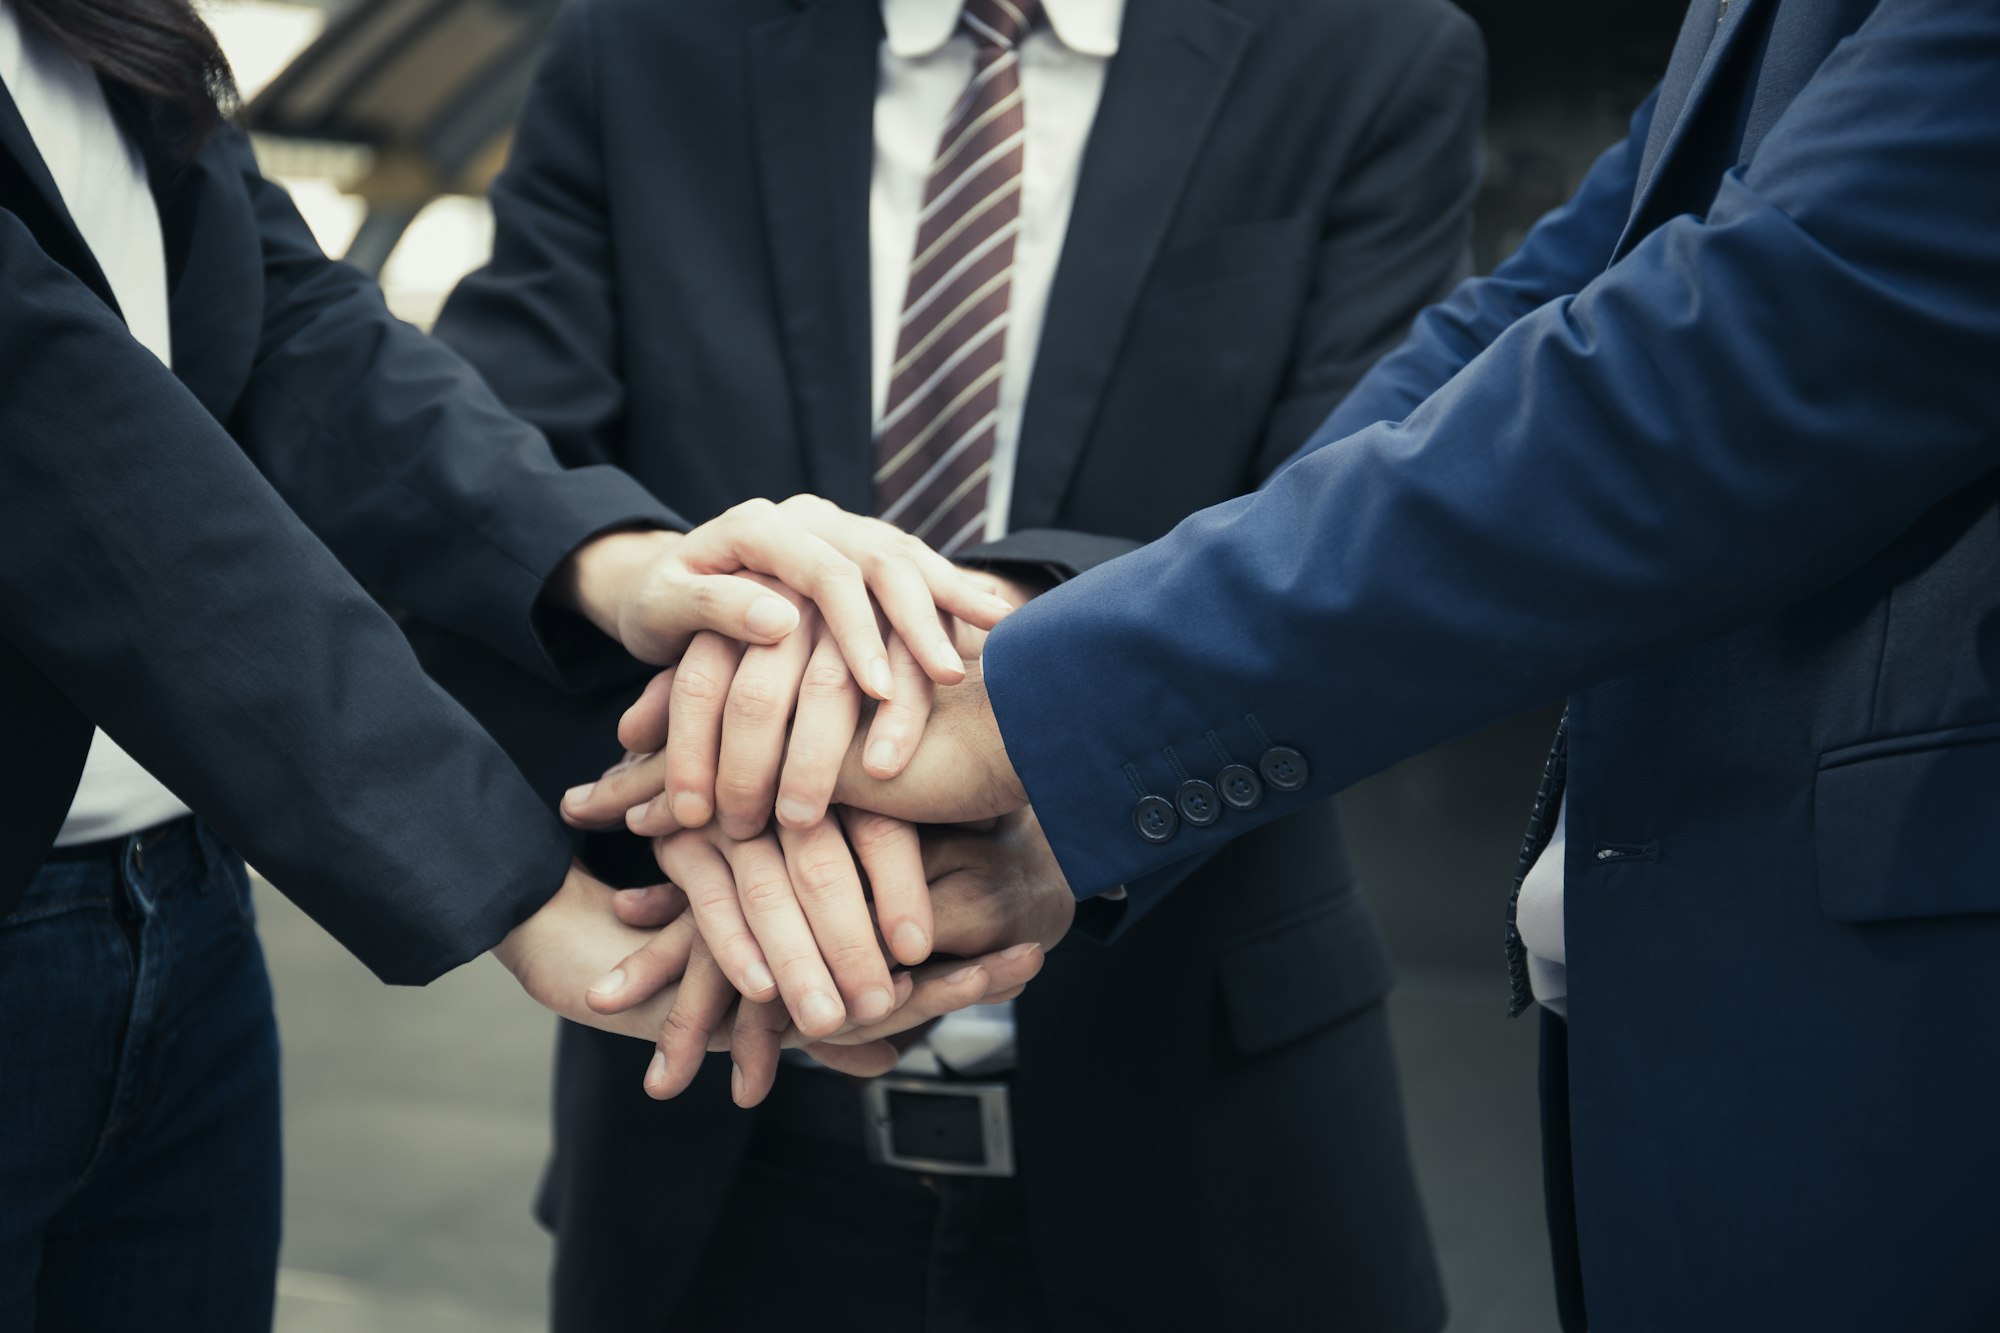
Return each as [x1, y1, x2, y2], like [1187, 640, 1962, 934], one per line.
[423, 0, 1483, 1325]
[0, 85, 674, 981]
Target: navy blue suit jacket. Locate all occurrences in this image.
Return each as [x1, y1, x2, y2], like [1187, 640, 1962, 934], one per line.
[987, 0, 2000, 1325]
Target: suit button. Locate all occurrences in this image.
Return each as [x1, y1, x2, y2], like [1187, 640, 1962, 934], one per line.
[1216, 764, 1262, 811]
[1259, 746, 1308, 792]
[1175, 779, 1220, 827]
[1131, 795, 1179, 844]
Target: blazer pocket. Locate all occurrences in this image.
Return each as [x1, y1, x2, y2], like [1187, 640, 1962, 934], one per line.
[1216, 890, 1396, 1058]
[1815, 720, 2000, 922]
[1141, 216, 1315, 307]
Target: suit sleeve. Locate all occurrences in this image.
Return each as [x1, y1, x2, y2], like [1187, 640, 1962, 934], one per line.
[983, 0, 2000, 895]
[1271, 84, 1662, 473]
[223, 111, 674, 683]
[0, 207, 574, 984]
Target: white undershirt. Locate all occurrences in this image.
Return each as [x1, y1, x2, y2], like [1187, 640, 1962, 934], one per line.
[871, 0, 1120, 1074]
[869, 0, 1119, 545]
[1, 4, 193, 845]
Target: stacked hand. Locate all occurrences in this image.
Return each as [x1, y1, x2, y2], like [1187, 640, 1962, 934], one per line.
[494, 495, 1067, 1104]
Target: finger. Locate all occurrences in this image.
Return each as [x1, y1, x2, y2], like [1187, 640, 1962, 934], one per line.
[653, 832, 778, 1003]
[823, 943, 1045, 1046]
[713, 624, 814, 840]
[617, 668, 676, 755]
[842, 810, 931, 966]
[773, 631, 862, 831]
[586, 911, 697, 1014]
[852, 538, 964, 684]
[646, 941, 736, 1100]
[689, 518, 893, 702]
[859, 635, 935, 779]
[800, 1040, 901, 1079]
[721, 835, 850, 1038]
[636, 569, 801, 662]
[662, 633, 744, 830]
[609, 881, 688, 929]
[562, 748, 669, 830]
[728, 996, 792, 1108]
[776, 820, 898, 1023]
[913, 545, 1016, 631]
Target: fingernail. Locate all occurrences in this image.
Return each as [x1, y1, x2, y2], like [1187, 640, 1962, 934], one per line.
[987, 593, 1018, 615]
[624, 803, 654, 831]
[589, 968, 625, 997]
[616, 887, 651, 904]
[865, 739, 900, 774]
[855, 986, 894, 1023]
[563, 782, 595, 808]
[801, 991, 843, 1032]
[743, 962, 776, 996]
[671, 792, 708, 828]
[1001, 942, 1040, 960]
[730, 1062, 745, 1106]
[945, 965, 982, 985]
[646, 1051, 667, 1089]
[869, 657, 895, 699]
[746, 596, 799, 639]
[775, 796, 816, 827]
[892, 920, 930, 963]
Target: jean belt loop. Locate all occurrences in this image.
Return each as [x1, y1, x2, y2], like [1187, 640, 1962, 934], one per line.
[121, 832, 159, 917]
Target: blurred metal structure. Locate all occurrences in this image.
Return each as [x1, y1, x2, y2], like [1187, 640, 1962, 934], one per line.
[244, 0, 561, 272]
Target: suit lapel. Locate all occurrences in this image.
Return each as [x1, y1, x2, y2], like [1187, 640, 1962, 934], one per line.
[1615, 0, 1769, 259]
[747, 0, 882, 513]
[0, 77, 118, 310]
[1006, 0, 1252, 532]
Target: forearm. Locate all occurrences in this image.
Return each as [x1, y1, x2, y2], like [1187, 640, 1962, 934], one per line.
[0, 217, 569, 982]
[988, 10, 2000, 893]
[225, 131, 678, 681]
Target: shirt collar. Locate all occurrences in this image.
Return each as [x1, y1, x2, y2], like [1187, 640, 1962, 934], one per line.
[881, 0, 1123, 59]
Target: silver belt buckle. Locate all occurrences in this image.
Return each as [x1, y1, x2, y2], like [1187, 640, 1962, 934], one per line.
[860, 1077, 1016, 1178]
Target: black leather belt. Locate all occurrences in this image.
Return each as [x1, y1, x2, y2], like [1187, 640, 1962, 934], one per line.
[761, 1065, 1016, 1178]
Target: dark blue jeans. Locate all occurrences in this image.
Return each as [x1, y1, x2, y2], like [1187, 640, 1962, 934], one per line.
[0, 818, 282, 1331]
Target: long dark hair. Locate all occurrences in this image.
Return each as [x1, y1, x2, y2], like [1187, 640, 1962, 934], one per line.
[13, 0, 237, 151]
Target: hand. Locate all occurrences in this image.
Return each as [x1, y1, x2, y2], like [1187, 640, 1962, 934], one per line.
[829, 664, 1029, 824]
[553, 498, 1015, 694]
[916, 809, 1076, 957]
[590, 828, 1046, 1105]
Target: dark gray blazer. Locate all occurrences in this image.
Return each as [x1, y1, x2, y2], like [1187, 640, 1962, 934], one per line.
[419, 0, 1486, 1326]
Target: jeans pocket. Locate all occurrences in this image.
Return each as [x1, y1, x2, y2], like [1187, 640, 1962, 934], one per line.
[194, 824, 257, 931]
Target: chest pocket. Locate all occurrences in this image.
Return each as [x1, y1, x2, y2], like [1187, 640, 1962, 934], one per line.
[1815, 721, 2000, 922]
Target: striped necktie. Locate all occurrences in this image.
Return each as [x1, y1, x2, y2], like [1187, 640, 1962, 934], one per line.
[873, 0, 1041, 555]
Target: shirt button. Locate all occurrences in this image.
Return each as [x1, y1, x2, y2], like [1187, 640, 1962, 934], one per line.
[1258, 746, 1309, 792]
[1131, 795, 1179, 844]
[1175, 779, 1221, 827]
[1216, 764, 1263, 811]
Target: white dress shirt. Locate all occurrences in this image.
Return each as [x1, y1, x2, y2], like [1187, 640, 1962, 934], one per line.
[870, 0, 1121, 544]
[870, 0, 1121, 1074]
[1515, 800, 1568, 1017]
[0, 3, 193, 845]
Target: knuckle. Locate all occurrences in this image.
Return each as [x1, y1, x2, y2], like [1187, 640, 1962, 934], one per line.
[737, 870, 797, 914]
[791, 851, 853, 900]
[800, 657, 856, 697]
[725, 675, 783, 722]
[673, 665, 727, 706]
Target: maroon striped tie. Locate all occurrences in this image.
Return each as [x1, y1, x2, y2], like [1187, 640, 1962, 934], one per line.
[873, 0, 1041, 555]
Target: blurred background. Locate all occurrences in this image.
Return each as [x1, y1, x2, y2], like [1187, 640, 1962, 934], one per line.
[201, 1, 1684, 1327]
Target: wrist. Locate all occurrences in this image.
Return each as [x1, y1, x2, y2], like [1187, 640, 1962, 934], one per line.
[552, 528, 681, 645]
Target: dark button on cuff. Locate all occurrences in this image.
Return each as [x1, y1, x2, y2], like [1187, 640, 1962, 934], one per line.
[1132, 795, 1179, 844]
[1175, 779, 1220, 827]
[1258, 746, 1309, 792]
[1216, 763, 1263, 811]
